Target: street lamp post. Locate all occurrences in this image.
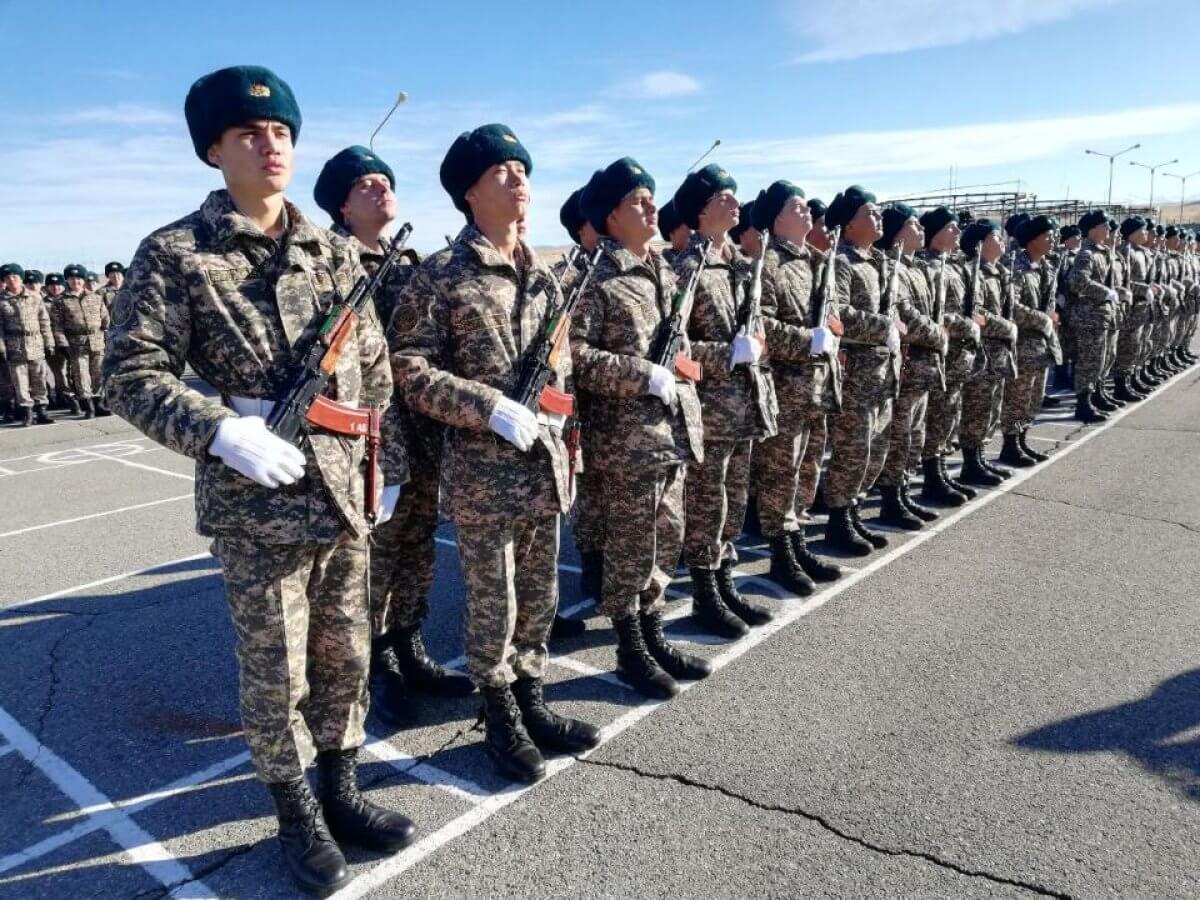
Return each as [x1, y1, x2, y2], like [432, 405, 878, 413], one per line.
[1161, 169, 1200, 223]
[1130, 158, 1179, 213]
[1085, 144, 1140, 205]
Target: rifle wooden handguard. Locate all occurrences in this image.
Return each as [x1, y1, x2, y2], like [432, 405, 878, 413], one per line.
[305, 396, 382, 522]
[674, 353, 702, 382]
[538, 386, 575, 417]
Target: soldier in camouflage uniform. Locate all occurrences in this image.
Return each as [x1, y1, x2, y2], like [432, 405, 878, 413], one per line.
[1111, 217, 1155, 403]
[570, 156, 712, 698]
[873, 204, 945, 529]
[53, 263, 109, 418]
[821, 186, 901, 555]
[313, 145, 474, 731]
[388, 123, 599, 785]
[41, 272, 74, 411]
[672, 163, 778, 637]
[1068, 210, 1120, 423]
[658, 198, 691, 267]
[0, 263, 54, 426]
[1050, 224, 1083, 394]
[801, 197, 833, 516]
[99, 262, 125, 313]
[102, 66, 415, 896]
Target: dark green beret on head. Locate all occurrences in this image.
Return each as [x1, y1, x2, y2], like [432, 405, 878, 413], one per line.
[1059, 224, 1081, 240]
[729, 200, 756, 242]
[1120, 216, 1146, 239]
[825, 185, 876, 230]
[658, 198, 683, 241]
[104, 261, 125, 275]
[1155, 224, 1165, 236]
[23, 269, 43, 284]
[751, 180, 805, 232]
[807, 197, 827, 221]
[876, 202, 918, 250]
[559, 185, 588, 243]
[314, 145, 395, 227]
[63, 263, 86, 279]
[1165, 225, 1180, 238]
[0, 263, 24, 279]
[439, 123, 533, 218]
[581, 157, 656, 235]
[1017, 215, 1055, 247]
[44, 273, 64, 287]
[673, 163, 737, 230]
[184, 65, 301, 167]
[86, 271, 98, 280]
[1078, 209, 1108, 234]
[961, 218, 999, 257]
[919, 206, 954, 240]
[957, 208, 975, 226]
[1005, 213, 1030, 238]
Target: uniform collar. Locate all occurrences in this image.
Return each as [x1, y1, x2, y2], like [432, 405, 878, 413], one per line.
[201, 189, 326, 252]
[600, 236, 657, 275]
[770, 234, 809, 261]
[687, 231, 733, 267]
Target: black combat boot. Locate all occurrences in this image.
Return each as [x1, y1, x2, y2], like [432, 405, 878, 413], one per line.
[392, 624, 475, 696]
[1052, 363, 1072, 391]
[368, 640, 414, 728]
[789, 530, 842, 582]
[824, 506, 872, 556]
[1018, 429, 1049, 463]
[640, 610, 712, 681]
[1091, 390, 1118, 413]
[899, 477, 938, 522]
[550, 613, 587, 640]
[877, 485, 923, 531]
[67, 395, 82, 416]
[578, 549, 603, 599]
[808, 474, 830, 516]
[1075, 391, 1108, 423]
[958, 447, 1003, 486]
[20, 406, 34, 427]
[848, 500, 889, 549]
[1136, 366, 1160, 389]
[511, 676, 600, 752]
[83, 397, 97, 418]
[689, 567, 749, 638]
[0, 400, 10, 423]
[997, 433, 1035, 468]
[1113, 375, 1142, 403]
[480, 684, 545, 783]
[717, 561, 773, 626]
[34, 404, 52, 424]
[612, 614, 679, 699]
[1172, 348, 1191, 368]
[1040, 392, 1062, 408]
[317, 748, 416, 852]
[741, 492, 763, 539]
[95, 397, 112, 416]
[939, 456, 978, 500]
[920, 457, 967, 507]
[1100, 384, 1126, 408]
[767, 534, 816, 595]
[267, 778, 349, 897]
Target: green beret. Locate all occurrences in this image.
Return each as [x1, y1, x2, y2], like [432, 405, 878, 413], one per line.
[314, 145, 396, 227]
[957, 208, 975, 227]
[1004, 213, 1030, 238]
[751, 180, 805, 232]
[439, 123, 533, 217]
[1017, 215, 1056, 247]
[729, 200, 756, 243]
[1155, 224, 1165, 236]
[581, 157, 656, 235]
[673, 163, 737, 230]
[559, 183, 590, 243]
[807, 197, 827, 221]
[1165, 225, 1181, 238]
[104, 261, 125, 275]
[1078, 209, 1108, 234]
[1120, 216, 1146, 240]
[23, 269, 43, 285]
[961, 218, 1000, 257]
[920, 206, 955, 239]
[825, 185, 876, 230]
[1060, 224, 1081, 241]
[658, 198, 683, 241]
[64, 263, 86, 279]
[44, 273, 64, 287]
[0, 263, 24, 279]
[185, 65, 301, 167]
[86, 271, 98, 281]
[876, 202, 918, 250]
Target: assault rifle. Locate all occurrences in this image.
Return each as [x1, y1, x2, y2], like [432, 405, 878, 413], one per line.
[731, 230, 777, 433]
[932, 256, 947, 392]
[880, 244, 904, 397]
[648, 240, 707, 383]
[811, 228, 844, 411]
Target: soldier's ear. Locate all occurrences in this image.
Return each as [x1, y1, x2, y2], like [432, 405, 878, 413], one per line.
[206, 143, 221, 167]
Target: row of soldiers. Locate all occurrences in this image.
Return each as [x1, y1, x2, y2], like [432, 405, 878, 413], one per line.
[0, 262, 126, 424]
[96, 65, 1196, 896]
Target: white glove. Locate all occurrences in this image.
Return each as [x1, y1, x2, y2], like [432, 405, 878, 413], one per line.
[885, 324, 901, 354]
[811, 326, 836, 357]
[208, 415, 307, 488]
[489, 396, 538, 452]
[731, 328, 763, 366]
[1104, 288, 1118, 304]
[376, 485, 403, 525]
[647, 364, 677, 406]
[537, 410, 567, 432]
[967, 320, 981, 342]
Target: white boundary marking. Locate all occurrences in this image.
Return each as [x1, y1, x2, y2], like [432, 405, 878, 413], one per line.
[76, 448, 196, 481]
[4, 553, 213, 610]
[0, 495, 193, 540]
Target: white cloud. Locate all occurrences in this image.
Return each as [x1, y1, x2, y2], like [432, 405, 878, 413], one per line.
[59, 104, 177, 126]
[612, 71, 702, 100]
[786, 0, 1117, 62]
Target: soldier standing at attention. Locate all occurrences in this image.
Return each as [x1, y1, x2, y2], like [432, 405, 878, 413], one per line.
[800, 196, 833, 517]
[103, 66, 416, 896]
[571, 156, 712, 697]
[313, 145, 474, 730]
[99, 262, 125, 313]
[1067, 210, 1119, 423]
[658, 198, 691, 266]
[388, 124, 600, 784]
[54, 264, 109, 418]
[0, 263, 54, 426]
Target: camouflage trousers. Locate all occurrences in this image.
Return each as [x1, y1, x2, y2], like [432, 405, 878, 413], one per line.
[1115, 323, 1145, 375]
[572, 468, 605, 555]
[755, 413, 821, 536]
[212, 533, 370, 784]
[826, 395, 893, 509]
[68, 349, 104, 399]
[922, 378, 964, 460]
[45, 349, 72, 399]
[1000, 367, 1048, 435]
[876, 384, 928, 488]
[1073, 324, 1109, 393]
[1100, 327, 1118, 381]
[684, 439, 752, 570]
[7, 360, 49, 407]
[368, 461, 439, 636]
[597, 463, 685, 619]
[959, 375, 1005, 449]
[798, 415, 827, 511]
[455, 513, 558, 688]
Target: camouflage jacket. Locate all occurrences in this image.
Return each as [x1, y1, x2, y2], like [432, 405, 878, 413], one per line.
[52, 290, 109, 353]
[760, 236, 829, 427]
[1067, 239, 1116, 329]
[976, 260, 1017, 379]
[552, 249, 590, 296]
[895, 255, 945, 393]
[0, 289, 54, 363]
[675, 233, 777, 443]
[570, 238, 703, 470]
[1012, 251, 1059, 369]
[917, 249, 979, 382]
[833, 241, 898, 401]
[98, 284, 120, 313]
[387, 224, 570, 525]
[103, 189, 391, 544]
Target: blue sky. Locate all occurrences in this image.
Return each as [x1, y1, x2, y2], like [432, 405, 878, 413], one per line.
[3, 0, 1200, 268]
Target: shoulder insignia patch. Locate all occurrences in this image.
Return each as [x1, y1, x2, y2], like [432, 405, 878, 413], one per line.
[392, 305, 419, 334]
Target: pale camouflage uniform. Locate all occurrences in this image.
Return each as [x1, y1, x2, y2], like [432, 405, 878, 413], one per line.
[918, 250, 980, 460]
[1102, 245, 1130, 384]
[99, 283, 121, 314]
[676, 233, 777, 569]
[1000, 250, 1059, 435]
[388, 224, 570, 688]
[570, 238, 703, 618]
[51, 289, 109, 399]
[1115, 243, 1154, 379]
[0, 287, 54, 407]
[825, 240, 896, 508]
[959, 259, 1017, 450]
[103, 189, 390, 783]
[1067, 238, 1117, 394]
[43, 294, 75, 401]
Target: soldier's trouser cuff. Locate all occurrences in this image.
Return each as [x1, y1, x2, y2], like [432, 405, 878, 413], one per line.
[755, 430, 805, 537]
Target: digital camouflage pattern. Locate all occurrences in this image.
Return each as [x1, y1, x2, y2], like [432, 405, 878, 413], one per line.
[0, 288, 54, 406]
[999, 250, 1059, 435]
[919, 250, 979, 460]
[52, 290, 109, 399]
[1067, 238, 1117, 393]
[98, 283, 121, 314]
[684, 439, 752, 569]
[959, 261, 1016, 449]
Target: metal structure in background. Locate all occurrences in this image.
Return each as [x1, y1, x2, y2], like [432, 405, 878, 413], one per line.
[1084, 144, 1141, 205]
[1161, 169, 1200, 224]
[887, 188, 1158, 225]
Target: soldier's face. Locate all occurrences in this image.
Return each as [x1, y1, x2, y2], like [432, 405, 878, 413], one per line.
[807, 220, 830, 251]
[208, 119, 294, 197]
[46, 283, 63, 296]
[981, 231, 1004, 262]
[466, 160, 529, 225]
[2, 274, 20, 293]
[897, 217, 923, 253]
[670, 223, 691, 252]
[698, 190, 739, 234]
[1168, 236, 1182, 251]
[607, 187, 657, 248]
[1065, 236, 1082, 251]
[845, 202, 882, 245]
[341, 173, 396, 230]
[1028, 232, 1052, 257]
[773, 196, 812, 244]
[1086, 224, 1108, 244]
[740, 228, 763, 257]
[107, 272, 123, 288]
[66, 276, 84, 293]
[929, 222, 960, 253]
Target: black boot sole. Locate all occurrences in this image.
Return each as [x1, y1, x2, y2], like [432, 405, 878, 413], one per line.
[615, 665, 679, 699]
[766, 564, 816, 596]
[486, 747, 546, 784]
[525, 723, 601, 754]
[281, 860, 350, 898]
[691, 606, 750, 639]
[327, 818, 417, 854]
[877, 512, 923, 531]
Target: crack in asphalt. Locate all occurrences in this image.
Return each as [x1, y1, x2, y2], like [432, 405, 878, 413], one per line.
[1112, 423, 1200, 434]
[1008, 489, 1200, 535]
[128, 841, 256, 900]
[578, 758, 1073, 899]
[362, 718, 484, 793]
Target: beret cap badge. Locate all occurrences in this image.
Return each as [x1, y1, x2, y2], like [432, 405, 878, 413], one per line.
[248, 83, 271, 98]
[502, 133, 517, 143]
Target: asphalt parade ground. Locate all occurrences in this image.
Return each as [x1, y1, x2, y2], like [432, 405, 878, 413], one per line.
[2, 361, 1200, 899]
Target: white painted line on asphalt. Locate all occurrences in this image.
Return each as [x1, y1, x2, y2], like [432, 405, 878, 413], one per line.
[6, 553, 214, 610]
[76, 448, 196, 481]
[0, 435, 156, 465]
[0, 704, 214, 894]
[328, 365, 1198, 900]
[362, 735, 489, 805]
[0, 494, 193, 540]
